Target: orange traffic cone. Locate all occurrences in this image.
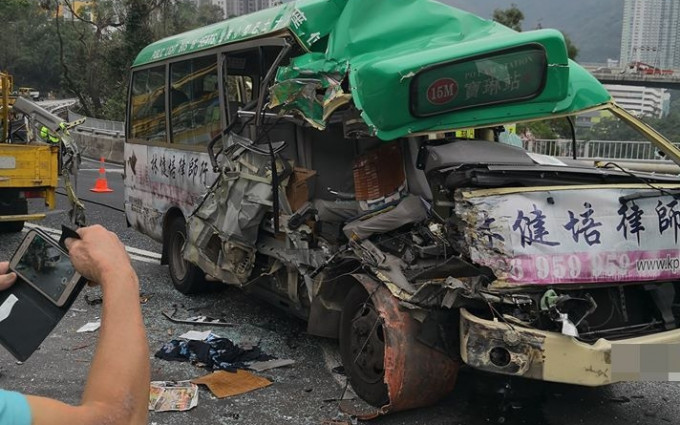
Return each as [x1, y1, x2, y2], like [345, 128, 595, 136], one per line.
[90, 157, 113, 193]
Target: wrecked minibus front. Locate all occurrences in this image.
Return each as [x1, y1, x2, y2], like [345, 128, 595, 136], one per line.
[124, 0, 680, 416]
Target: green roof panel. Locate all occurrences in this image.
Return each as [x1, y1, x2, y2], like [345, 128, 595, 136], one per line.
[132, 0, 612, 139]
[132, 0, 347, 67]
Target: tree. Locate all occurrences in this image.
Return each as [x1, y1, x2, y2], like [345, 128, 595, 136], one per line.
[644, 97, 680, 144]
[0, 1, 62, 91]
[518, 118, 574, 140]
[518, 121, 555, 139]
[52, 0, 172, 119]
[197, 4, 226, 26]
[3, 0, 245, 120]
[492, 4, 580, 61]
[153, 1, 225, 39]
[563, 32, 579, 60]
[52, 0, 126, 116]
[492, 4, 524, 32]
[584, 116, 644, 142]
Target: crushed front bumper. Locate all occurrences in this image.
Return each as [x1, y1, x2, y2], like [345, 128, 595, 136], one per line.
[460, 308, 680, 386]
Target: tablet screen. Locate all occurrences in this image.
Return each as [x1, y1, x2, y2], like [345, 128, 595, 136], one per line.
[14, 234, 76, 304]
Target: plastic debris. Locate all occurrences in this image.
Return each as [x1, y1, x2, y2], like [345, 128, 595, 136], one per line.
[162, 310, 233, 327]
[76, 321, 101, 333]
[178, 330, 214, 341]
[149, 381, 198, 412]
[247, 358, 295, 372]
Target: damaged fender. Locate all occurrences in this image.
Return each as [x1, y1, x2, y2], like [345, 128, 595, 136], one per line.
[345, 274, 459, 419]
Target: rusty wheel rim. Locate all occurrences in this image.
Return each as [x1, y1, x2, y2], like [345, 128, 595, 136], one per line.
[349, 302, 385, 385]
[170, 230, 188, 281]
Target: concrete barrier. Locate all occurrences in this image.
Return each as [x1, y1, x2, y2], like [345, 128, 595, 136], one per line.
[72, 131, 124, 164]
[67, 110, 125, 164]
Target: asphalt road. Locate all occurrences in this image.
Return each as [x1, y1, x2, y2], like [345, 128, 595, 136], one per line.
[1, 160, 679, 425]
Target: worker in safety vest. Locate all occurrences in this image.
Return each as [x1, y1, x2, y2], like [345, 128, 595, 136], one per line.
[39, 125, 60, 144]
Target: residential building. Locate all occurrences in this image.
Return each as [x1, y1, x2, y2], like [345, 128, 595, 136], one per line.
[604, 84, 670, 118]
[192, 0, 280, 18]
[619, 0, 680, 70]
[53, 1, 95, 20]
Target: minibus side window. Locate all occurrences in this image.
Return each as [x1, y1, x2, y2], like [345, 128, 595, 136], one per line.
[170, 55, 220, 146]
[129, 66, 167, 143]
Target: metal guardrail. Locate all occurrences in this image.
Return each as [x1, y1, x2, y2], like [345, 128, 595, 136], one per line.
[527, 139, 680, 163]
[61, 108, 679, 166]
[39, 98, 78, 114]
[68, 110, 124, 137]
[73, 126, 123, 138]
[582, 65, 680, 89]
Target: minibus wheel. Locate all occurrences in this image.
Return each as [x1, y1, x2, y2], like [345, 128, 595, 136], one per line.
[339, 285, 389, 407]
[339, 279, 459, 416]
[167, 216, 207, 294]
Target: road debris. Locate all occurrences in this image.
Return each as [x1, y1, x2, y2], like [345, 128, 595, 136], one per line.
[84, 294, 102, 305]
[63, 342, 95, 351]
[331, 366, 345, 375]
[192, 370, 271, 398]
[608, 396, 632, 404]
[149, 381, 199, 412]
[162, 310, 233, 327]
[247, 358, 295, 372]
[238, 336, 260, 350]
[76, 321, 101, 333]
[178, 330, 215, 341]
[155, 335, 274, 372]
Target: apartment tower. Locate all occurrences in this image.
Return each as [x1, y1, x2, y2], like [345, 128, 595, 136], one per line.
[620, 0, 680, 70]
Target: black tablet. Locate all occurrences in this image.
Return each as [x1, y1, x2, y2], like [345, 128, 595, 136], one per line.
[0, 229, 86, 361]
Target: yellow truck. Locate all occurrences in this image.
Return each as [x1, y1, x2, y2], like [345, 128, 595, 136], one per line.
[0, 73, 64, 233]
[0, 143, 59, 232]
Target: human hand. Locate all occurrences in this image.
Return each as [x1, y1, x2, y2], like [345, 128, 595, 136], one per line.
[0, 262, 17, 291]
[64, 225, 135, 287]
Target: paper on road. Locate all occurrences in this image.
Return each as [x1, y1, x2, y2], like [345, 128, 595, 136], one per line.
[76, 322, 101, 333]
[178, 330, 214, 341]
[149, 381, 199, 412]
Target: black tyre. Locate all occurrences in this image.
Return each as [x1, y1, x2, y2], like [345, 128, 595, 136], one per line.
[167, 216, 208, 294]
[339, 285, 389, 407]
[0, 192, 26, 233]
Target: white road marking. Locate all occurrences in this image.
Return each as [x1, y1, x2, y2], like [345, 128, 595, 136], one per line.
[24, 223, 161, 264]
[79, 168, 124, 174]
[128, 254, 162, 264]
[125, 245, 162, 259]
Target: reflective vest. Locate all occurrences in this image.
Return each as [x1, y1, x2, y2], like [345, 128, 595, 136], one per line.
[40, 126, 59, 144]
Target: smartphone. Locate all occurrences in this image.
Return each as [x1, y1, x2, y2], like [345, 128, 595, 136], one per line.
[9, 230, 82, 307]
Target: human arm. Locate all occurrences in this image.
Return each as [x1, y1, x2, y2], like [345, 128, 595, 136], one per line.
[25, 225, 150, 425]
[0, 262, 16, 290]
